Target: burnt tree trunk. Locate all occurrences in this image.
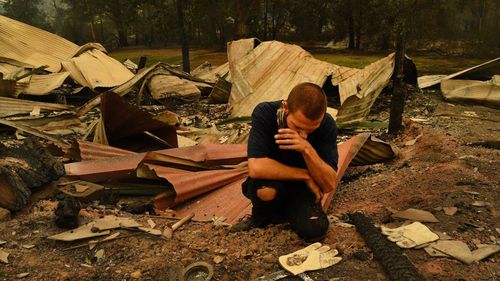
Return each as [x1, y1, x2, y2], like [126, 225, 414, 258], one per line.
[0, 139, 64, 211]
[177, 0, 190, 73]
[388, 31, 406, 134]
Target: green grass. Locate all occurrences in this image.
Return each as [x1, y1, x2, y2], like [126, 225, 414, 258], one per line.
[109, 47, 493, 76]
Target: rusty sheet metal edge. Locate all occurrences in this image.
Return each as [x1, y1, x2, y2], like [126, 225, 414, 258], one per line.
[0, 96, 72, 118]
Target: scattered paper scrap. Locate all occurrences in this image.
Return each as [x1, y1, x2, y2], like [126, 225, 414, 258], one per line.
[0, 249, 9, 263]
[74, 184, 90, 193]
[405, 133, 423, 146]
[392, 208, 439, 223]
[103, 232, 121, 241]
[443, 207, 458, 216]
[147, 219, 156, 229]
[472, 201, 491, 207]
[138, 227, 162, 236]
[21, 244, 35, 249]
[0, 240, 6, 245]
[48, 224, 110, 241]
[81, 263, 93, 268]
[214, 255, 224, 264]
[95, 249, 105, 260]
[16, 273, 29, 278]
[92, 215, 141, 231]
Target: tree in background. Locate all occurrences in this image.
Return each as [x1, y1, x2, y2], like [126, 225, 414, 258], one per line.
[3, 0, 48, 29]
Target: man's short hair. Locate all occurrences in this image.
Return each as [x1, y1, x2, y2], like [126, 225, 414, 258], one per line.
[287, 82, 327, 120]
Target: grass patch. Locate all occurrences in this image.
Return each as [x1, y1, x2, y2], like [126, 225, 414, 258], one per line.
[109, 47, 493, 76]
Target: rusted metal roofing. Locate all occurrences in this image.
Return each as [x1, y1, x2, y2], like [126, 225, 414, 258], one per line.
[227, 39, 395, 124]
[0, 97, 72, 118]
[97, 92, 178, 152]
[67, 140, 136, 161]
[65, 134, 397, 224]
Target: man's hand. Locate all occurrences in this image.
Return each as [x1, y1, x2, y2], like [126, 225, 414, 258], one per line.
[275, 128, 311, 153]
[305, 178, 323, 203]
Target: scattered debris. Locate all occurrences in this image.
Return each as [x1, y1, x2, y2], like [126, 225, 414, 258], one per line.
[58, 181, 105, 202]
[471, 201, 491, 207]
[147, 219, 156, 229]
[391, 208, 440, 223]
[15, 272, 29, 279]
[0, 249, 9, 263]
[213, 255, 224, 264]
[0, 138, 65, 211]
[404, 133, 423, 146]
[0, 207, 11, 221]
[21, 244, 35, 249]
[95, 249, 105, 261]
[54, 197, 81, 229]
[428, 240, 500, 264]
[442, 207, 458, 216]
[131, 270, 142, 279]
[138, 227, 162, 236]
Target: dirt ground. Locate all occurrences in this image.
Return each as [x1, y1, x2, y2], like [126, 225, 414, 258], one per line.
[0, 90, 499, 281]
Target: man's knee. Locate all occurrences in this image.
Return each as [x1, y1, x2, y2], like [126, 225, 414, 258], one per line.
[294, 215, 329, 241]
[256, 187, 277, 201]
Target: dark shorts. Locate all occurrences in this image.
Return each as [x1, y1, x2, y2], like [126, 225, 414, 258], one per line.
[242, 177, 329, 241]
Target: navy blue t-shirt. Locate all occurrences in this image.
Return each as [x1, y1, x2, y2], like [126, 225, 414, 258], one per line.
[247, 101, 338, 171]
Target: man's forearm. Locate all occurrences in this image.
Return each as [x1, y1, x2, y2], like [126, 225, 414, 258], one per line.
[302, 146, 337, 193]
[248, 157, 310, 181]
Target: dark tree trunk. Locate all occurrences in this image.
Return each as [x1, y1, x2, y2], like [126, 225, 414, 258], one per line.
[388, 32, 406, 134]
[271, 1, 277, 39]
[348, 13, 355, 49]
[118, 28, 128, 47]
[263, 0, 268, 40]
[177, 0, 190, 72]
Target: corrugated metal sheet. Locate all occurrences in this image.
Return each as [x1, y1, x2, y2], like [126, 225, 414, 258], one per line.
[335, 54, 395, 123]
[148, 75, 201, 102]
[68, 140, 136, 161]
[61, 49, 134, 90]
[21, 72, 70, 96]
[64, 135, 397, 224]
[0, 15, 77, 72]
[418, 57, 500, 89]
[441, 77, 500, 106]
[97, 92, 178, 152]
[228, 40, 393, 124]
[0, 96, 72, 117]
[0, 15, 133, 91]
[192, 62, 230, 83]
[229, 41, 356, 114]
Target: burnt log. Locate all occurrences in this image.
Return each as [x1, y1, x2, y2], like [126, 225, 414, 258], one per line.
[0, 138, 64, 211]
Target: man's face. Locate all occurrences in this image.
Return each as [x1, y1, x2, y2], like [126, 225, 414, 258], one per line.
[285, 108, 323, 139]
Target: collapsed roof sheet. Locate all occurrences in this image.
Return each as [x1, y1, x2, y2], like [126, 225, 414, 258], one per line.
[441, 76, 500, 106]
[418, 57, 500, 89]
[228, 39, 394, 123]
[0, 15, 134, 91]
[0, 15, 78, 72]
[21, 72, 70, 96]
[0, 96, 72, 118]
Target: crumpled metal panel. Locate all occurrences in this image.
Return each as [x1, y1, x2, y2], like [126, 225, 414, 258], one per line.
[0, 96, 72, 118]
[68, 140, 136, 161]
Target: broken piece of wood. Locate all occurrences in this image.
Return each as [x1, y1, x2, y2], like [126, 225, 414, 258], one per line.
[163, 213, 194, 239]
[0, 138, 65, 210]
[63, 233, 141, 251]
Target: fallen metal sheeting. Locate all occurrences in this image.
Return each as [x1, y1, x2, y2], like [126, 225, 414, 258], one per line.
[227, 39, 395, 124]
[65, 134, 397, 224]
[441, 76, 500, 106]
[418, 57, 500, 89]
[0, 97, 72, 118]
[0, 15, 134, 93]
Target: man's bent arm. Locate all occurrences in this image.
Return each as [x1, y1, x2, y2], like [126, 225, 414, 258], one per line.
[302, 146, 337, 193]
[248, 157, 310, 181]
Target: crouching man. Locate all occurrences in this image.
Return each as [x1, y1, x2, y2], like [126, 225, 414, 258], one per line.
[230, 82, 338, 242]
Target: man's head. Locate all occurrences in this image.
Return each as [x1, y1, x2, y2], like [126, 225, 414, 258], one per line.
[284, 82, 327, 138]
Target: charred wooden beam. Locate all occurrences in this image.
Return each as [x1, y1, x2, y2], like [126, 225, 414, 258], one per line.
[0, 138, 64, 210]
